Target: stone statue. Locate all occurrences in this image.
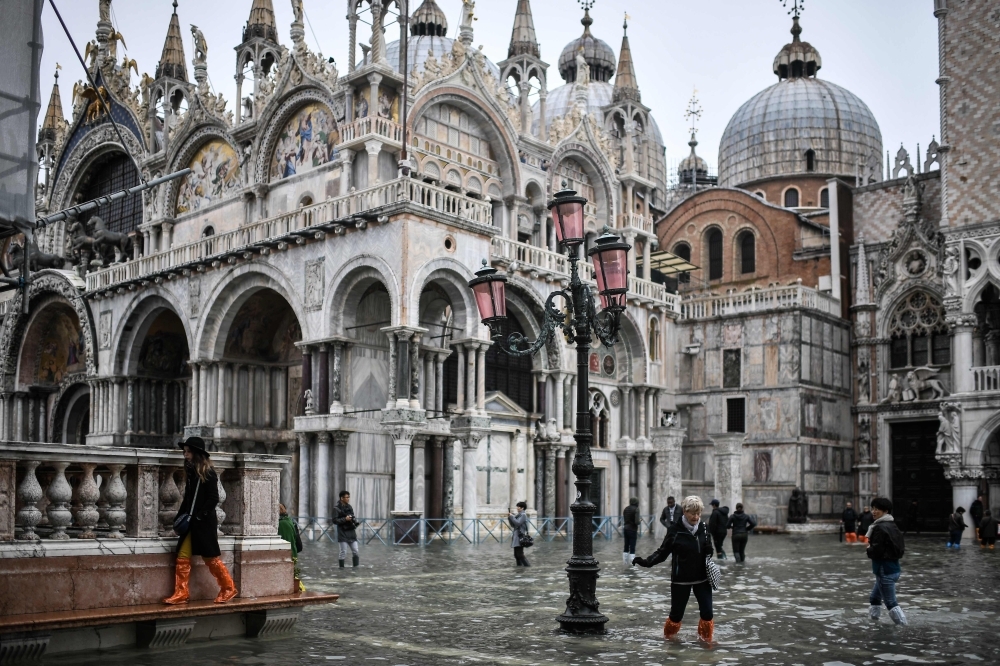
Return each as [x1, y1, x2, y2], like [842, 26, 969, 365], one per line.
[905, 367, 948, 401]
[304, 389, 315, 415]
[459, 0, 476, 31]
[943, 245, 960, 297]
[858, 420, 872, 463]
[99, 0, 112, 23]
[936, 402, 961, 454]
[191, 25, 208, 65]
[534, 418, 560, 443]
[787, 487, 808, 524]
[575, 48, 590, 85]
[291, 0, 303, 23]
[660, 411, 677, 427]
[857, 356, 870, 404]
[880, 373, 902, 404]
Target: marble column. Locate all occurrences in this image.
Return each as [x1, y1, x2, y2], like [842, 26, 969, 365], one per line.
[555, 447, 567, 518]
[409, 333, 422, 409]
[297, 432, 311, 524]
[455, 345, 466, 412]
[216, 363, 227, 426]
[112, 379, 121, 435]
[526, 433, 536, 510]
[198, 362, 209, 426]
[475, 343, 487, 412]
[332, 431, 349, 502]
[126, 379, 135, 434]
[465, 344, 476, 414]
[462, 433, 482, 527]
[423, 352, 435, 413]
[331, 342, 345, 411]
[544, 446, 556, 518]
[264, 365, 273, 426]
[412, 436, 428, 515]
[318, 345, 329, 414]
[429, 437, 444, 519]
[434, 351, 447, 414]
[554, 373, 565, 430]
[953, 324, 974, 393]
[636, 452, 651, 517]
[231, 365, 243, 426]
[650, 425, 685, 538]
[314, 431, 331, 525]
[636, 387, 648, 440]
[618, 452, 633, 514]
[713, 434, 744, 513]
[281, 438, 297, 513]
[392, 427, 417, 512]
[301, 346, 312, 416]
[443, 438, 456, 520]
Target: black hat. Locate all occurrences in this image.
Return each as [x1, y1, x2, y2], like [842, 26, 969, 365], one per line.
[710, 499, 720, 506]
[179, 436, 210, 458]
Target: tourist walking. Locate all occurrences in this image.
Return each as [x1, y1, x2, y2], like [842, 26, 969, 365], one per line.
[164, 437, 238, 605]
[979, 510, 997, 550]
[708, 499, 729, 559]
[865, 497, 907, 625]
[660, 496, 682, 529]
[841, 502, 858, 543]
[334, 490, 360, 567]
[509, 501, 531, 566]
[633, 496, 715, 643]
[727, 503, 756, 562]
[623, 496, 640, 566]
[946, 507, 967, 549]
[858, 506, 874, 544]
[278, 503, 305, 591]
[969, 495, 984, 538]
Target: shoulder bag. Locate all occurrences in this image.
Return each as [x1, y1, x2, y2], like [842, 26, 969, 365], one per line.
[519, 528, 534, 548]
[172, 477, 201, 538]
[706, 556, 722, 591]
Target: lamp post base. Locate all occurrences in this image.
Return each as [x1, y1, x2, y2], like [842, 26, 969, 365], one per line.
[556, 558, 609, 633]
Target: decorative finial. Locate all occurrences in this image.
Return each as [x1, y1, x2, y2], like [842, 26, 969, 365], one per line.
[579, 0, 595, 32]
[623, 12, 630, 34]
[173, 0, 178, 13]
[578, 0, 596, 10]
[685, 88, 703, 137]
[54, 62, 61, 80]
[481, 258, 488, 267]
[781, 0, 803, 19]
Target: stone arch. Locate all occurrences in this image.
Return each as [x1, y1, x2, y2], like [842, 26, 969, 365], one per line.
[616, 309, 647, 385]
[409, 88, 522, 198]
[53, 382, 90, 444]
[878, 283, 946, 340]
[408, 257, 477, 337]
[968, 412, 1000, 464]
[165, 128, 242, 217]
[51, 122, 146, 213]
[196, 264, 309, 360]
[0, 271, 97, 391]
[549, 144, 615, 229]
[112, 290, 193, 376]
[327, 254, 400, 336]
[253, 90, 340, 183]
[963, 275, 1000, 315]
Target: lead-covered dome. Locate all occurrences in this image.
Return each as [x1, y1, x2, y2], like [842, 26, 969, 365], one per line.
[717, 18, 882, 188]
[557, 9, 616, 83]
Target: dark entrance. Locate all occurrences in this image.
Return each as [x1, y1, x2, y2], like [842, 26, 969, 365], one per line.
[891, 421, 952, 532]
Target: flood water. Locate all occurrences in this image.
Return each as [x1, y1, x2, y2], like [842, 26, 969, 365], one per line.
[52, 531, 1000, 665]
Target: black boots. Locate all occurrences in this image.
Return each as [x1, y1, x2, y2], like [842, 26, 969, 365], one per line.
[516, 555, 531, 567]
[352, 554, 359, 568]
[339, 559, 345, 568]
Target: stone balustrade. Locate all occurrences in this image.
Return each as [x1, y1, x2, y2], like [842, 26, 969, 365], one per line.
[0, 442, 286, 543]
[972, 365, 1000, 392]
[679, 283, 840, 320]
[338, 115, 404, 146]
[618, 212, 655, 236]
[85, 177, 494, 293]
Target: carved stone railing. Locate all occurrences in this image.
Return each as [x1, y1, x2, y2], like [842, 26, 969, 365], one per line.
[490, 237, 682, 314]
[972, 366, 1000, 392]
[85, 177, 493, 292]
[338, 116, 404, 146]
[618, 213, 655, 236]
[0, 442, 285, 543]
[680, 284, 840, 320]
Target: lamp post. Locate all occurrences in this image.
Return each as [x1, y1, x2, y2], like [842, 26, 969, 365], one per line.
[468, 189, 630, 633]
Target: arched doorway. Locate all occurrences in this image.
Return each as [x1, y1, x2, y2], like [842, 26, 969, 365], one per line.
[890, 420, 952, 532]
[127, 309, 190, 445]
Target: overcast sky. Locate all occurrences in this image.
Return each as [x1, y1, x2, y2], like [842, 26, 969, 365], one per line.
[39, 0, 940, 174]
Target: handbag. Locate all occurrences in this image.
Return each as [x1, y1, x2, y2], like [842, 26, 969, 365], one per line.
[706, 556, 722, 591]
[172, 478, 201, 538]
[519, 529, 534, 548]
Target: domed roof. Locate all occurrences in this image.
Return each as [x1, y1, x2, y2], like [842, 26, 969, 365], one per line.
[386, 36, 500, 81]
[679, 134, 707, 174]
[411, 0, 448, 36]
[530, 81, 613, 135]
[717, 19, 882, 188]
[558, 9, 616, 83]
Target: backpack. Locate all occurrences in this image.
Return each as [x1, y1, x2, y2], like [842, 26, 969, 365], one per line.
[877, 522, 905, 560]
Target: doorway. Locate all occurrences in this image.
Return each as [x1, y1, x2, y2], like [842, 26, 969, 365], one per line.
[890, 421, 952, 532]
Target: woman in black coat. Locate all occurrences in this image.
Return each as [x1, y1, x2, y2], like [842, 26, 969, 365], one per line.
[164, 437, 238, 604]
[633, 496, 715, 643]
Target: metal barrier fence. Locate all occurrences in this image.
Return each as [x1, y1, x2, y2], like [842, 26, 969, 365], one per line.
[292, 515, 660, 547]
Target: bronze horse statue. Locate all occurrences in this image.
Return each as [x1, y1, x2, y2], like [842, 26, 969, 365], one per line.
[4, 238, 65, 274]
[91, 215, 134, 261]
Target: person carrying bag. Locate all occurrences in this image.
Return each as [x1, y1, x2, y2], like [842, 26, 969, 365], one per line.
[508, 501, 531, 566]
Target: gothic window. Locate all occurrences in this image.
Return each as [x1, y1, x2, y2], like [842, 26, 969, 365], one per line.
[707, 228, 723, 280]
[554, 158, 596, 211]
[739, 231, 756, 274]
[888, 291, 950, 369]
[674, 242, 691, 284]
[820, 187, 830, 208]
[648, 318, 660, 361]
[784, 187, 800, 208]
[805, 149, 816, 172]
[485, 316, 534, 412]
[77, 152, 142, 235]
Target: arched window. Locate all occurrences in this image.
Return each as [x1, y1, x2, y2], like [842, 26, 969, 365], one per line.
[202, 225, 215, 237]
[485, 316, 534, 412]
[739, 231, 756, 274]
[820, 187, 830, 208]
[754, 191, 766, 201]
[889, 292, 950, 368]
[77, 152, 142, 235]
[707, 229, 723, 280]
[805, 149, 816, 172]
[673, 243, 691, 284]
[784, 188, 800, 208]
[648, 318, 660, 361]
[298, 195, 313, 208]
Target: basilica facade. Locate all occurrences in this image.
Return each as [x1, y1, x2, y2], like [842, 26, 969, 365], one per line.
[3, 0, 997, 536]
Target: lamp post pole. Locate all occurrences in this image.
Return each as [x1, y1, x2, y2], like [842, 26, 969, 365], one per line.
[468, 190, 630, 634]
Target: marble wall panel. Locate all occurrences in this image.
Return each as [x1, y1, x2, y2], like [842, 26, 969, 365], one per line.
[745, 345, 764, 386]
[757, 398, 778, 433]
[706, 350, 721, 388]
[832, 349, 843, 388]
[706, 395, 723, 434]
[764, 315, 780, 343]
[764, 345, 778, 386]
[822, 321, 833, 350]
[476, 432, 510, 509]
[823, 349, 833, 386]
[704, 323, 719, 350]
[690, 404, 707, 441]
[350, 346, 389, 410]
[745, 488, 781, 526]
[346, 473, 393, 520]
[780, 314, 799, 344]
[811, 345, 823, 384]
[771, 443, 798, 483]
[745, 318, 762, 345]
[801, 344, 811, 382]
[779, 344, 800, 384]
[800, 316, 811, 344]
[723, 323, 744, 347]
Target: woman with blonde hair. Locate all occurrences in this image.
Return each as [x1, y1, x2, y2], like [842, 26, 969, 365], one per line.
[632, 495, 715, 642]
[163, 437, 238, 604]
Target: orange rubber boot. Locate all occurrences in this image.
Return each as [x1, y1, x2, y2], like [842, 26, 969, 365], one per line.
[163, 558, 191, 605]
[205, 557, 238, 603]
[663, 618, 682, 639]
[698, 619, 714, 643]
[845, 532, 857, 544]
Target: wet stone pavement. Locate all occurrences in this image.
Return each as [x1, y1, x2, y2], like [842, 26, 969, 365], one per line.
[52, 532, 999, 665]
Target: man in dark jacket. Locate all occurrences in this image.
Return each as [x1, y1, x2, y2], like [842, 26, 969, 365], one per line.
[969, 495, 985, 537]
[660, 496, 681, 529]
[841, 502, 859, 543]
[726, 503, 756, 562]
[333, 490, 360, 567]
[979, 509, 997, 550]
[858, 506, 874, 544]
[707, 500, 729, 559]
[623, 497, 640, 566]
[947, 506, 967, 549]
[866, 497, 907, 625]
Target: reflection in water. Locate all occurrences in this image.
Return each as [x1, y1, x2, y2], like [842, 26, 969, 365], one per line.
[51, 533, 998, 665]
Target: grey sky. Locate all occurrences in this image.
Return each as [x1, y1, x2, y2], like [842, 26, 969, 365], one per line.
[40, 0, 940, 176]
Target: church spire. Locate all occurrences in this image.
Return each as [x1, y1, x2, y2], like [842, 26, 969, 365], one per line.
[612, 14, 640, 103]
[156, 0, 188, 81]
[40, 68, 65, 140]
[244, 0, 278, 43]
[508, 0, 540, 59]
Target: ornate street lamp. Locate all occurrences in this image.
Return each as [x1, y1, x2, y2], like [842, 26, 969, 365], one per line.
[468, 189, 630, 633]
